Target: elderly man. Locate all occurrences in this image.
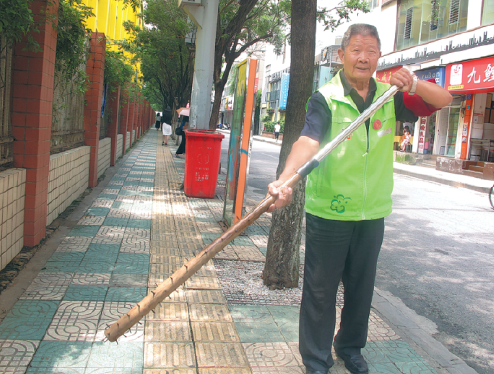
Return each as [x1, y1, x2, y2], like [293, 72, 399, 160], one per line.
[268, 24, 452, 374]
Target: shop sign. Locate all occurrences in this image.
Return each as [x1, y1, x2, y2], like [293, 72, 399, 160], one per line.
[376, 66, 403, 84]
[446, 56, 494, 92]
[279, 73, 290, 109]
[417, 117, 427, 154]
[415, 67, 446, 87]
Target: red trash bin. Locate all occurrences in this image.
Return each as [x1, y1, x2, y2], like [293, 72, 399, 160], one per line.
[183, 129, 225, 198]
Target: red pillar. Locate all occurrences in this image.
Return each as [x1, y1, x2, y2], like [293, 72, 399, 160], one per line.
[107, 84, 120, 165]
[128, 100, 136, 145]
[119, 91, 130, 156]
[84, 32, 106, 187]
[11, 0, 58, 247]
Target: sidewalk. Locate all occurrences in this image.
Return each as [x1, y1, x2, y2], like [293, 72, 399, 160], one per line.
[251, 132, 493, 194]
[0, 130, 477, 373]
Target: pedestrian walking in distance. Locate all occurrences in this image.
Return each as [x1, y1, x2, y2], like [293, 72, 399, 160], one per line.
[161, 110, 172, 146]
[274, 121, 281, 141]
[267, 23, 452, 374]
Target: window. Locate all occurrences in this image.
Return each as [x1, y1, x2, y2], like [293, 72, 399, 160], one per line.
[396, 0, 469, 51]
[449, 0, 460, 23]
[404, 8, 413, 39]
[482, 0, 494, 25]
[369, 0, 379, 10]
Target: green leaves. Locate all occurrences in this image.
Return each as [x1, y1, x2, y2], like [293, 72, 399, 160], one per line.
[316, 0, 370, 31]
[55, 0, 94, 93]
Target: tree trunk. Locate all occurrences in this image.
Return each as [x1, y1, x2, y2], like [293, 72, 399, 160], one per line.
[262, 0, 317, 289]
[209, 83, 224, 129]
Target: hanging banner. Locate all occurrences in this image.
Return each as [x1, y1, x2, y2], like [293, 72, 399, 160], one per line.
[446, 56, 494, 93]
[417, 117, 427, 154]
[223, 59, 258, 225]
[279, 73, 290, 109]
[375, 66, 403, 84]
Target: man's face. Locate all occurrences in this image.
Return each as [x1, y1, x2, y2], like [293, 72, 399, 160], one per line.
[338, 34, 381, 83]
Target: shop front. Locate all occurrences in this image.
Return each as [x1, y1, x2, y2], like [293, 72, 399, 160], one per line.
[446, 56, 494, 162]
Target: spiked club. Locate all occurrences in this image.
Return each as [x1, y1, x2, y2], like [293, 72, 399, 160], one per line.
[104, 85, 400, 342]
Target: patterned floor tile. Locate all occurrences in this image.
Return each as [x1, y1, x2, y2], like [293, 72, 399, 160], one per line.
[20, 284, 69, 301]
[96, 320, 144, 343]
[69, 226, 101, 237]
[144, 321, 191, 342]
[103, 217, 130, 227]
[185, 276, 221, 290]
[243, 342, 302, 369]
[63, 286, 108, 301]
[78, 216, 105, 226]
[93, 226, 126, 243]
[234, 322, 285, 343]
[127, 219, 151, 229]
[113, 254, 150, 274]
[87, 341, 143, 369]
[112, 201, 134, 210]
[0, 340, 39, 372]
[144, 342, 196, 369]
[189, 304, 232, 322]
[110, 274, 148, 287]
[145, 302, 189, 321]
[97, 193, 118, 200]
[56, 237, 92, 252]
[24, 272, 74, 287]
[191, 322, 239, 343]
[28, 341, 92, 368]
[185, 290, 226, 305]
[228, 306, 272, 323]
[100, 302, 137, 321]
[71, 273, 111, 286]
[45, 319, 98, 342]
[195, 342, 249, 368]
[105, 287, 147, 303]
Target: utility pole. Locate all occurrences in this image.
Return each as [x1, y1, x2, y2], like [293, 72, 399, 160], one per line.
[179, 0, 219, 129]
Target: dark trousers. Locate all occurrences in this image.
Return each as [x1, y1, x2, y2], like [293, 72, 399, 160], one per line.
[300, 213, 384, 372]
[176, 135, 186, 155]
[274, 131, 280, 140]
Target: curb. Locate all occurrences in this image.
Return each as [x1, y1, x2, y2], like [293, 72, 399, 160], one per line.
[373, 288, 478, 374]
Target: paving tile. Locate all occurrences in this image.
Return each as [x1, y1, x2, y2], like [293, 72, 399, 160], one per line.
[0, 340, 39, 372]
[112, 201, 134, 210]
[105, 287, 147, 303]
[234, 322, 285, 343]
[96, 319, 144, 343]
[85, 368, 142, 374]
[228, 306, 272, 323]
[146, 302, 189, 321]
[97, 193, 118, 200]
[110, 274, 148, 287]
[185, 290, 226, 305]
[108, 209, 132, 219]
[71, 273, 111, 286]
[368, 310, 400, 341]
[69, 226, 101, 237]
[113, 253, 150, 274]
[78, 216, 105, 226]
[77, 259, 115, 274]
[100, 302, 137, 321]
[22, 272, 74, 287]
[144, 342, 196, 369]
[86, 243, 121, 257]
[56, 237, 92, 252]
[41, 261, 80, 273]
[20, 284, 69, 300]
[198, 369, 252, 374]
[93, 226, 126, 243]
[127, 219, 152, 229]
[50, 252, 85, 263]
[243, 342, 302, 369]
[189, 304, 232, 322]
[144, 321, 191, 342]
[191, 322, 239, 342]
[195, 342, 249, 368]
[144, 369, 196, 374]
[88, 341, 143, 369]
[185, 276, 221, 290]
[28, 341, 92, 368]
[63, 286, 108, 301]
[45, 319, 98, 342]
[103, 217, 130, 227]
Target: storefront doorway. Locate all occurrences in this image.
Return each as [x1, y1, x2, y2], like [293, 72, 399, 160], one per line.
[446, 107, 461, 156]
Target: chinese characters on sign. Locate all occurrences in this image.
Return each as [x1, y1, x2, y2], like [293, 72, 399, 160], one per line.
[417, 117, 427, 154]
[447, 56, 494, 92]
[375, 66, 403, 84]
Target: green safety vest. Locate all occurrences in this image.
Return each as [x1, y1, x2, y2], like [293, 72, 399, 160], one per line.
[305, 72, 396, 221]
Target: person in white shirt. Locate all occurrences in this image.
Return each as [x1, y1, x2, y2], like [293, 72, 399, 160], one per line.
[274, 122, 281, 141]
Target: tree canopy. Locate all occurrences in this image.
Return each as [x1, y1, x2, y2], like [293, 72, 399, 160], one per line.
[121, 0, 193, 113]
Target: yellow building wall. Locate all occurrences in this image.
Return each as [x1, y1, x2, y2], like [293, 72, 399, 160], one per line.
[83, 0, 142, 76]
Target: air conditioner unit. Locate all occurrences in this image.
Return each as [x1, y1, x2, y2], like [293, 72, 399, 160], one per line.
[178, 0, 201, 7]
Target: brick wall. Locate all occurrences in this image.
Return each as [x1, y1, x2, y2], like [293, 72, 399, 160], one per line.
[97, 137, 111, 179]
[47, 147, 90, 226]
[0, 169, 26, 270]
